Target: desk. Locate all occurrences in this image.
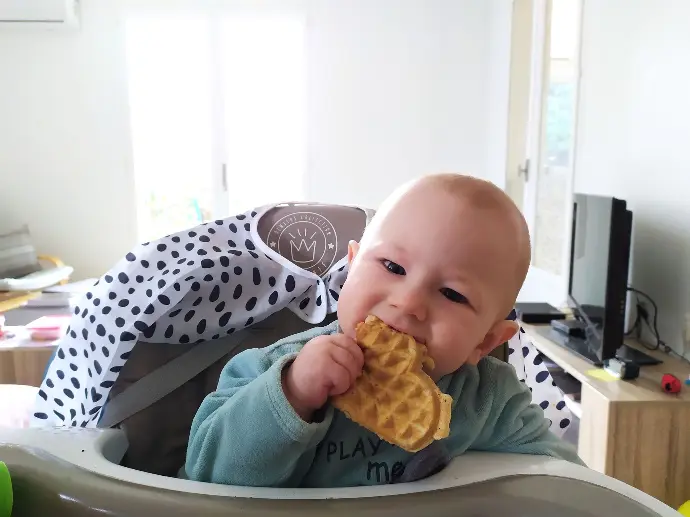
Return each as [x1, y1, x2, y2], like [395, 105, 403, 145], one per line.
[524, 323, 690, 508]
[0, 298, 73, 385]
[0, 327, 56, 387]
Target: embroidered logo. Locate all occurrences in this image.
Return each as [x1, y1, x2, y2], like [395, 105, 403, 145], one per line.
[268, 212, 338, 276]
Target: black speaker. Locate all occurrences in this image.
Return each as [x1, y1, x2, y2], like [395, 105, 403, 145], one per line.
[514, 302, 566, 324]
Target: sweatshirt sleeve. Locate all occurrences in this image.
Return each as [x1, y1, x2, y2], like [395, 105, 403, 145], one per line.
[184, 329, 335, 487]
[444, 357, 585, 466]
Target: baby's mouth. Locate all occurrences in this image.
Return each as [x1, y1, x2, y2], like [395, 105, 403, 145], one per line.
[384, 321, 425, 345]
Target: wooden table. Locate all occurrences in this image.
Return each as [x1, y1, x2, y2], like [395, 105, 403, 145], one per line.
[0, 327, 56, 387]
[523, 323, 690, 508]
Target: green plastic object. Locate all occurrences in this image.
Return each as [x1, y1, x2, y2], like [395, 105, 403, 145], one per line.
[0, 461, 11, 517]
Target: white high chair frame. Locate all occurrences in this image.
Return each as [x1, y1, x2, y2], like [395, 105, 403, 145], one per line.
[0, 425, 678, 516]
[0, 202, 675, 516]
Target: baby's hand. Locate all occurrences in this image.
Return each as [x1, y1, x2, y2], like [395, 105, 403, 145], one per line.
[283, 334, 364, 421]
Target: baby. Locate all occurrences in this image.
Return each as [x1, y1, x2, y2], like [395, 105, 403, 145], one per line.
[183, 173, 582, 487]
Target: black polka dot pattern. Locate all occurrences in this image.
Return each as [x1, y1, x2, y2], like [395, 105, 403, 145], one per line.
[535, 371, 549, 383]
[31, 206, 360, 428]
[505, 323, 573, 438]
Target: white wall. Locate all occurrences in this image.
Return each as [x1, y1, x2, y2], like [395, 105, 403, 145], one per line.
[575, 0, 690, 352]
[482, 0, 513, 190]
[0, 0, 497, 278]
[0, 2, 137, 280]
[304, 0, 493, 208]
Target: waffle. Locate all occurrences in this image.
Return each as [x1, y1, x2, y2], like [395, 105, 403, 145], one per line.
[332, 315, 452, 452]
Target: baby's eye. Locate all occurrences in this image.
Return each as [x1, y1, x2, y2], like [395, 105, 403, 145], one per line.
[440, 288, 468, 304]
[382, 260, 406, 275]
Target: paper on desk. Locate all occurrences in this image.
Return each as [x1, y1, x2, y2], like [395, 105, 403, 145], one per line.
[586, 368, 619, 382]
[23, 292, 79, 308]
[27, 279, 98, 307]
[43, 278, 97, 294]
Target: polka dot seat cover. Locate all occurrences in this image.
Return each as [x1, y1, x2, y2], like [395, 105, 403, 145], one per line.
[30, 203, 571, 437]
[506, 310, 573, 434]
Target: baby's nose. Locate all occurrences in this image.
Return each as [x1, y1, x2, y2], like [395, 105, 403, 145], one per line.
[390, 285, 428, 321]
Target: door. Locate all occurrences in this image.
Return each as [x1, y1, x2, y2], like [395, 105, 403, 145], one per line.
[506, 0, 583, 306]
[125, 11, 220, 242]
[215, 10, 307, 215]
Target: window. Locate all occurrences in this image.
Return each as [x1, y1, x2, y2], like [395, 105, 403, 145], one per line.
[507, 0, 582, 304]
[125, 10, 307, 241]
[219, 14, 307, 214]
[533, 0, 580, 276]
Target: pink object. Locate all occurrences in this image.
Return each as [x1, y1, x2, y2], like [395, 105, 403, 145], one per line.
[25, 315, 71, 341]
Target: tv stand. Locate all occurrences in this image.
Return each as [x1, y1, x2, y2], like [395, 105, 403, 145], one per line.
[546, 319, 662, 366]
[539, 327, 602, 366]
[522, 322, 690, 509]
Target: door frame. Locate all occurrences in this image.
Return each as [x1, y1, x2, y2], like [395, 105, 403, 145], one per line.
[512, 0, 585, 307]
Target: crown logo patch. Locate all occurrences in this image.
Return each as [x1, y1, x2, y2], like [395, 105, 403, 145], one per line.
[268, 212, 338, 276]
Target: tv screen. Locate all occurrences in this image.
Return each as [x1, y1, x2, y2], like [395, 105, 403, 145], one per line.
[569, 194, 612, 328]
[568, 193, 632, 361]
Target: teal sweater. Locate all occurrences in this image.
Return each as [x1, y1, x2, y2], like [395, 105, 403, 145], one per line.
[184, 321, 582, 487]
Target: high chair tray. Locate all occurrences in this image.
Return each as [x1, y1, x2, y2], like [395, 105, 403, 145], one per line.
[0, 427, 678, 517]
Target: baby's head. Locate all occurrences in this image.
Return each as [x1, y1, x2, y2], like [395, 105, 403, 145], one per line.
[337, 173, 531, 379]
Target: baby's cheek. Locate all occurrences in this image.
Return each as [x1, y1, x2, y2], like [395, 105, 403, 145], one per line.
[428, 337, 463, 374]
[337, 286, 369, 335]
[450, 328, 480, 361]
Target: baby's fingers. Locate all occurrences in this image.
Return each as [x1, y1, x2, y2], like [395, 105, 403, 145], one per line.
[326, 360, 354, 396]
[328, 346, 362, 390]
[330, 335, 365, 372]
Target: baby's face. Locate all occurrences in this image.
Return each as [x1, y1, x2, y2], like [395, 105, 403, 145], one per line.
[338, 184, 522, 380]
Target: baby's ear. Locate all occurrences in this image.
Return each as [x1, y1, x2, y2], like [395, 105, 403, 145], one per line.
[347, 240, 360, 264]
[466, 320, 519, 365]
